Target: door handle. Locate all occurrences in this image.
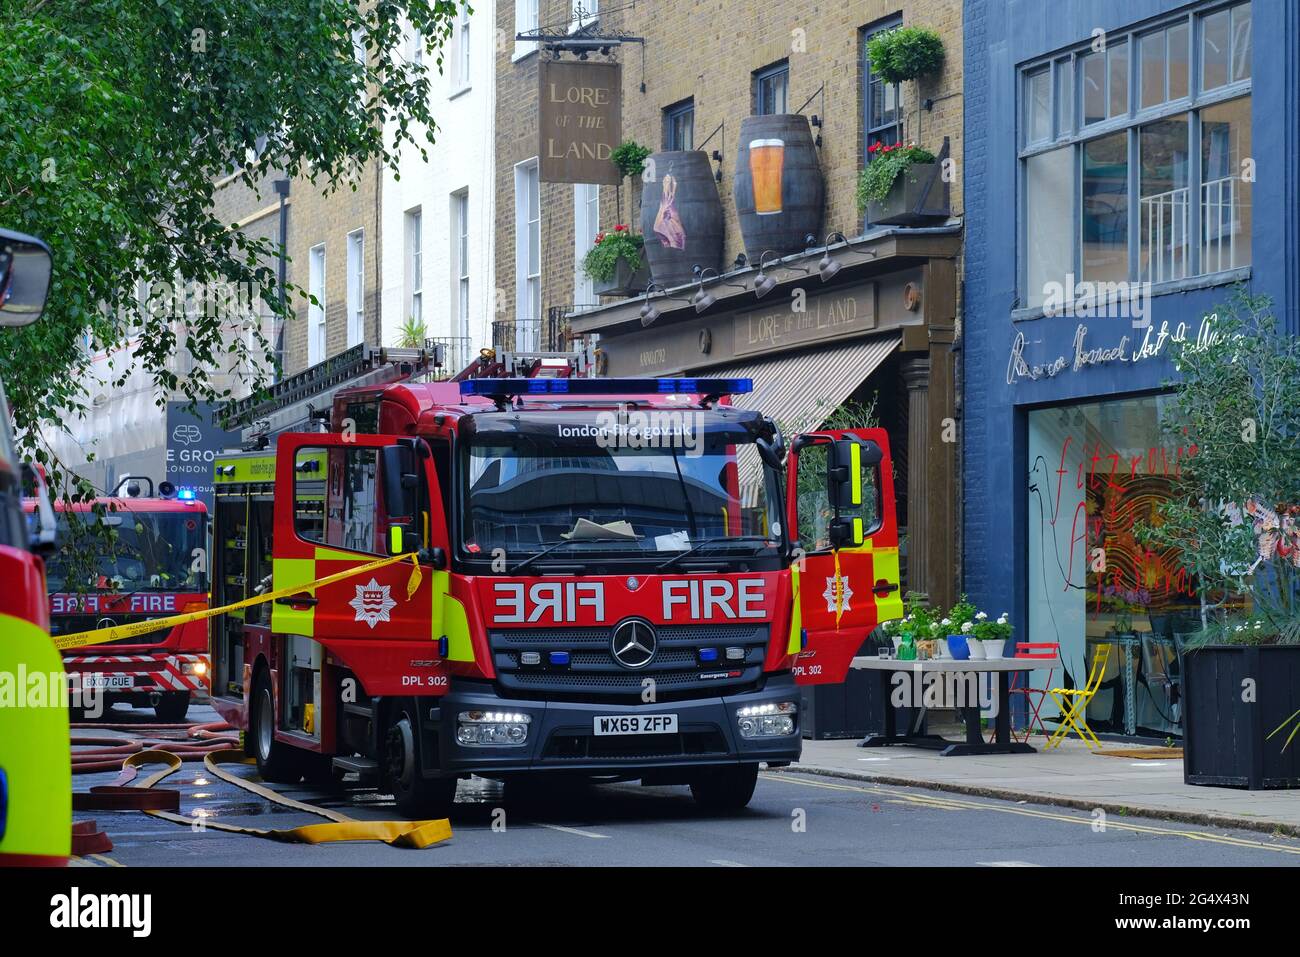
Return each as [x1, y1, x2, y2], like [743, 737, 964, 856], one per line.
[275, 595, 319, 607]
[873, 579, 900, 594]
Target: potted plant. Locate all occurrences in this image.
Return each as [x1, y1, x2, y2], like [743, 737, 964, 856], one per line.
[857, 141, 940, 226]
[1136, 288, 1300, 789]
[944, 594, 981, 659]
[582, 224, 648, 297]
[971, 611, 1012, 660]
[610, 140, 652, 225]
[864, 26, 945, 85]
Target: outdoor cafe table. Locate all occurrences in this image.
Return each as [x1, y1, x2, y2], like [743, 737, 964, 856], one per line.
[848, 655, 1064, 756]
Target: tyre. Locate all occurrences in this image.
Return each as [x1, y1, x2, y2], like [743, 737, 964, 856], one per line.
[250, 670, 303, 784]
[153, 692, 190, 722]
[383, 699, 457, 819]
[689, 763, 759, 811]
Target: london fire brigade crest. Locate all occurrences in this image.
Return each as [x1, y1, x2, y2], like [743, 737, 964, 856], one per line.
[349, 579, 396, 629]
[822, 576, 853, 613]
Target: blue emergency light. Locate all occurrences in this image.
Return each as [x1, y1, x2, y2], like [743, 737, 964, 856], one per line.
[549, 651, 571, 666]
[176, 487, 197, 502]
[459, 377, 753, 399]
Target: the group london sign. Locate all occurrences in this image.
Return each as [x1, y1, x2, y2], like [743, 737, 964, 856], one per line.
[538, 59, 622, 186]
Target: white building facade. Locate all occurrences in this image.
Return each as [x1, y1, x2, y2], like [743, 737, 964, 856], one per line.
[381, 2, 498, 374]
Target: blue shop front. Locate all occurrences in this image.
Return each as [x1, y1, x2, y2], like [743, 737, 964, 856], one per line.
[962, 0, 1299, 738]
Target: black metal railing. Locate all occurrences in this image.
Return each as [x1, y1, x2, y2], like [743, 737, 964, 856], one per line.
[492, 308, 573, 353]
[423, 336, 474, 379]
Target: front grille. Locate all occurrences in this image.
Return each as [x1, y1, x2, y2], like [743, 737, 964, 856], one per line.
[49, 616, 171, 646]
[544, 728, 730, 760]
[489, 624, 769, 699]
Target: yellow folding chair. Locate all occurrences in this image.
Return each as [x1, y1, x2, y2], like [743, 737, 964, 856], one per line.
[1045, 644, 1111, 749]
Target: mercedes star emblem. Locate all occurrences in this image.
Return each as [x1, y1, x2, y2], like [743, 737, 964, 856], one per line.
[610, 618, 657, 670]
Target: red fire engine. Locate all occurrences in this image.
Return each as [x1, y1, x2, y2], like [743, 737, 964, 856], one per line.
[208, 345, 902, 814]
[26, 476, 210, 721]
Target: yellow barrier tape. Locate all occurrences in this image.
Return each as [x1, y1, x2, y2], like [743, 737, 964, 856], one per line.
[126, 750, 452, 848]
[53, 552, 423, 652]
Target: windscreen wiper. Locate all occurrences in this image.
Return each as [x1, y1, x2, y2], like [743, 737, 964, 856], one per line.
[654, 535, 773, 572]
[506, 539, 588, 575]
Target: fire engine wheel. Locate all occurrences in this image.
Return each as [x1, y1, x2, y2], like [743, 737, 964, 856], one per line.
[383, 701, 457, 819]
[689, 763, 760, 811]
[251, 671, 303, 784]
[153, 692, 190, 722]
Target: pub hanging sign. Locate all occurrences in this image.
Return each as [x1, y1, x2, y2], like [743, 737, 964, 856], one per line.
[538, 59, 622, 185]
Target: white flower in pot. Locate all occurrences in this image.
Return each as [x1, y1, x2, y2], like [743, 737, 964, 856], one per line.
[961, 619, 986, 659]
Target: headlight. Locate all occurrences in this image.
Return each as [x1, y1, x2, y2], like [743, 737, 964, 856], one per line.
[736, 701, 798, 738]
[182, 660, 208, 676]
[456, 710, 532, 747]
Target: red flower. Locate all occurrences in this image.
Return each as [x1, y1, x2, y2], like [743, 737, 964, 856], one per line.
[614, 223, 627, 231]
[868, 143, 879, 154]
[595, 232, 605, 243]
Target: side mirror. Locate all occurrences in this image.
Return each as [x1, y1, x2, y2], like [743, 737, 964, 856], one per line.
[21, 463, 58, 558]
[380, 444, 418, 520]
[0, 229, 53, 327]
[388, 524, 422, 556]
[827, 437, 881, 509]
[826, 438, 882, 549]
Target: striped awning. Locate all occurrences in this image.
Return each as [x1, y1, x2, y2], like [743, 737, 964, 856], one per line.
[709, 334, 900, 507]
[713, 333, 900, 434]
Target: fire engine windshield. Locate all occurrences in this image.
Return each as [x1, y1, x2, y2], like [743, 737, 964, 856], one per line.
[462, 422, 782, 558]
[43, 510, 208, 593]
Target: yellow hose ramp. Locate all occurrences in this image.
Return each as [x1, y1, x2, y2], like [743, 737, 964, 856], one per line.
[124, 750, 452, 849]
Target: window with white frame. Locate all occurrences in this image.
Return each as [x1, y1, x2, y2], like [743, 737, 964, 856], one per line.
[405, 208, 423, 329]
[346, 229, 364, 347]
[515, 160, 540, 349]
[454, 190, 470, 339]
[308, 244, 326, 365]
[570, 0, 597, 33]
[573, 183, 599, 307]
[455, 4, 471, 88]
[514, 0, 539, 61]
[1019, 1, 1251, 309]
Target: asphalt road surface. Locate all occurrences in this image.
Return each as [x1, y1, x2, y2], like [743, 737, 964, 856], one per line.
[71, 704, 1300, 868]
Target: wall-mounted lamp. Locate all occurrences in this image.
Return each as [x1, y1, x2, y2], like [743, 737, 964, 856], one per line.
[753, 251, 780, 299]
[817, 231, 878, 282]
[691, 266, 749, 314]
[639, 281, 692, 326]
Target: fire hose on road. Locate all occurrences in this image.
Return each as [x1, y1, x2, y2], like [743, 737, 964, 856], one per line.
[70, 720, 452, 852]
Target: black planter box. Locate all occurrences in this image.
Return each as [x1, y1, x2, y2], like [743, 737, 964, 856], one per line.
[800, 667, 881, 740]
[1183, 644, 1300, 789]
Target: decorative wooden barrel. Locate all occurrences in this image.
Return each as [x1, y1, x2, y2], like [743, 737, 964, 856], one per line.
[733, 114, 825, 259]
[637, 150, 724, 289]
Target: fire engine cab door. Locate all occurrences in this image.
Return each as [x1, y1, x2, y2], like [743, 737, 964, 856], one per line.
[271, 432, 452, 696]
[786, 427, 903, 685]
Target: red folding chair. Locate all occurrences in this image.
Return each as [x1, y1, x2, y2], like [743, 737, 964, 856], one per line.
[992, 642, 1060, 743]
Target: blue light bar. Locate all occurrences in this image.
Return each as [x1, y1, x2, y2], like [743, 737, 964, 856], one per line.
[459, 377, 753, 399]
[177, 487, 197, 501]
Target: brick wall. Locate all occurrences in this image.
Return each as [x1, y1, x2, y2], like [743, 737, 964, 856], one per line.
[282, 164, 384, 375]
